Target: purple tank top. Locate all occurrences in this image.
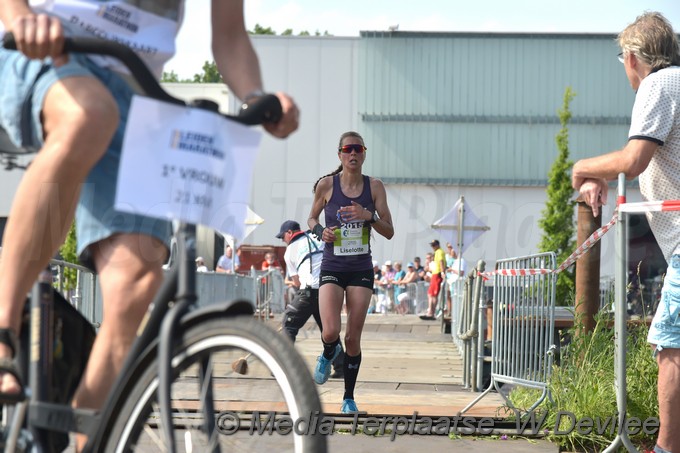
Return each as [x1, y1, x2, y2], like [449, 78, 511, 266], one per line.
[321, 174, 375, 272]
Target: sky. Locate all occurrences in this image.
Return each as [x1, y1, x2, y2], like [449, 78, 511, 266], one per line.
[165, 0, 680, 79]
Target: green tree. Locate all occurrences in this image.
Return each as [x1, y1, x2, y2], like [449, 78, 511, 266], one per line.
[160, 70, 180, 83]
[58, 223, 78, 291]
[192, 61, 222, 83]
[538, 86, 576, 306]
[250, 23, 276, 35]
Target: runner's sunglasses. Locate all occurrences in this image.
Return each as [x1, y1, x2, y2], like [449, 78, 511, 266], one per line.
[338, 144, 367, 154]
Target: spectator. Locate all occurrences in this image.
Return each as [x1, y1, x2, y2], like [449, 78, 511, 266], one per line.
[261, 251, 280, 271]
[445, 243, 467, 315]
[420, 240, 446, 320]
[195, 257, 209, 273]
[276, 220, 343, 378]
[216, 244, 239, 274]
[571, 12, 680, 453]
[391, 261, 406, 310]
[375, 264, 392, 314]
[395, 262, 418, 314]
[369, 260, 381, 314]
[413, 256, 425, 281]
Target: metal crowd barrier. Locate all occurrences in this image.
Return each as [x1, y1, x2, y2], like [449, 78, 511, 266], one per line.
[51, 258, 100, 327]
[373, 285, 392, 314]
[600, 276, 615, 310]
[460, 251, 557, 417]
[399, 281, 428, 315]
[456, 261, 486, 391]
[249, 268, 286, 318]
[48, 259, 270, 326]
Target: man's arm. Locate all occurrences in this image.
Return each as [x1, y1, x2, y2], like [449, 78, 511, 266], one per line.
[210, 0, 298, 138]
[572, 139, 658, 188]
[572, 138, 658, 216]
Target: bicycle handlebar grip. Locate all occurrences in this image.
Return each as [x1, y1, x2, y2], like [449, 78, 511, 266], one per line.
[238, 94, 283, 126]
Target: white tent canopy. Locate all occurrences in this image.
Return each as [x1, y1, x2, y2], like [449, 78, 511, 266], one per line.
[431, 196, 489, 256]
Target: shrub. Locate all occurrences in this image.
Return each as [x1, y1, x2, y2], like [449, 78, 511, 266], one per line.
[509, 307, 658, 452]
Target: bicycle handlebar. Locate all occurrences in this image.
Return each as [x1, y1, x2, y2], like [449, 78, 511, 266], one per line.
[2, 33, 282, 126]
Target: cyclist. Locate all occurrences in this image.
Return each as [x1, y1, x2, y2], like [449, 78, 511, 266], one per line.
[308, 131, 394, 413]
[0, 1, 299, 449]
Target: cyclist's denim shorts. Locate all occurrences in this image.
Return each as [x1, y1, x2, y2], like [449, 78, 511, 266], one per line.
[647, 254, 680, 352]
[0, 48, 171, 267]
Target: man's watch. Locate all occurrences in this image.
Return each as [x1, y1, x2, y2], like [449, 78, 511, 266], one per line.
[369, 211, 379, 224]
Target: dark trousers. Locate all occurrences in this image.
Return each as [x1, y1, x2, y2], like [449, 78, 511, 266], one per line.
[282, 287, 344, 370]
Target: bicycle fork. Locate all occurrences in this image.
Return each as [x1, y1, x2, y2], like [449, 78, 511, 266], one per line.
[158, 222, 219, 453]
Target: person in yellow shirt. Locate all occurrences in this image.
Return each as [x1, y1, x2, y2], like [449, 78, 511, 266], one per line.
[420, 239, 447, 320]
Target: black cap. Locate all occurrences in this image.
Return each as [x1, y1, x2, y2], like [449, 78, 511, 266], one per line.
[429, 239, 440, 247]
[276, 220, 301, 238]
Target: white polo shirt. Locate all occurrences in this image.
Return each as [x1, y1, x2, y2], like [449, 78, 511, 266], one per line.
[633, 66, 680, 262]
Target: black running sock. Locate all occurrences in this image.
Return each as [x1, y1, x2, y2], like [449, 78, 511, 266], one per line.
[342, 353, 362, 401]
[322, 337, 340, 360]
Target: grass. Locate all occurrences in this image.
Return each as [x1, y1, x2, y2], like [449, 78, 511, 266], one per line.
[508, 304, 658, 452]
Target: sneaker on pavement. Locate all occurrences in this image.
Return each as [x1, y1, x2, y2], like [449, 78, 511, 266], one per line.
[330, 368, 344, 379]
[314, 343, 341, 385]
[341, 398, 358, 414]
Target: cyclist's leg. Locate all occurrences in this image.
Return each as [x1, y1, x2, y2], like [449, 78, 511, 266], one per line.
[72, 232, 167, 450]
[0, 51, 119, 397]
[63, 60, 171, 448]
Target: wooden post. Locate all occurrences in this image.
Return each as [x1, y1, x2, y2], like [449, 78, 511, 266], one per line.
[575, 199, 602, 333]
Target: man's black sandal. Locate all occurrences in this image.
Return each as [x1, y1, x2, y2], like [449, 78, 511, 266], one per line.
[0, 328, 25, 404]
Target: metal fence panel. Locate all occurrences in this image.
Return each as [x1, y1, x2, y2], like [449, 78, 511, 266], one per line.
[460, 251, 556, 417]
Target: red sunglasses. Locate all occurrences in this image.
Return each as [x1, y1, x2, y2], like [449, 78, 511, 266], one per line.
[338, 144, 366, 154]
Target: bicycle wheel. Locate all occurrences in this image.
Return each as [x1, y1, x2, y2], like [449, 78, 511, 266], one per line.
[100, 315, 327, 453]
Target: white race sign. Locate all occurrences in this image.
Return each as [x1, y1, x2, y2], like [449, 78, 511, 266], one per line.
[115, 95, 262, 241]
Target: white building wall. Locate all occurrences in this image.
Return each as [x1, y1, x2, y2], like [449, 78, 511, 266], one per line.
[0, 35, 638, 277]
[246, 35, 633, 277]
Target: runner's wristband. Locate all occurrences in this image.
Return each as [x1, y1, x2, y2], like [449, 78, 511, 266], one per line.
[312, 224, 325, 241]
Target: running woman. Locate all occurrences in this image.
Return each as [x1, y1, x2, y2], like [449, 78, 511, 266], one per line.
[307, 130, 394, 413]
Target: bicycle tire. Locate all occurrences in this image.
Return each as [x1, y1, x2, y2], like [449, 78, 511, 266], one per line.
[99, 315, 327, 453]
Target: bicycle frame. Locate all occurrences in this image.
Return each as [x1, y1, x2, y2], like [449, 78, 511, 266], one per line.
[1, 34, 280, 453]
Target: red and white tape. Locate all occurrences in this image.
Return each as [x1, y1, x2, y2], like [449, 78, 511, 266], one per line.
[477, 198, 680, 280]
[479, 210, 619, 279]
[618, 200, 680, 213]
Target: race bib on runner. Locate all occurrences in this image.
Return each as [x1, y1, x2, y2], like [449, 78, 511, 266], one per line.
[333, 221, 369, 256]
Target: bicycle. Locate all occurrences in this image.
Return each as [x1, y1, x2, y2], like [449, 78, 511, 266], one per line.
[0, 34, 326, 453]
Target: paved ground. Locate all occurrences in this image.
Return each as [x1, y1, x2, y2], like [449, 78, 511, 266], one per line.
[62, 313, 559, 452]
[284, 313, 560, 452]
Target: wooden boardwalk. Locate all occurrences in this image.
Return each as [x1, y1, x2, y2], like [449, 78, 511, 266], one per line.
[282, 313, 508, 418]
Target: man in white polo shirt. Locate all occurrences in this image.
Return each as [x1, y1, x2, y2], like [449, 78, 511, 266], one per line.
[572, 12, 680, 453]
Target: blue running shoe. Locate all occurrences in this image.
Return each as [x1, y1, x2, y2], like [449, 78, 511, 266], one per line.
[341, 398, 358, 413]
[314, 343, 341, 385]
